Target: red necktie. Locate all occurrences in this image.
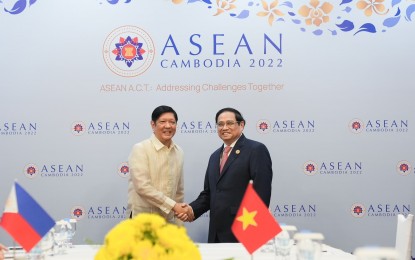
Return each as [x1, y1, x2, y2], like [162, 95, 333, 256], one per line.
[220, 146, 232, 173]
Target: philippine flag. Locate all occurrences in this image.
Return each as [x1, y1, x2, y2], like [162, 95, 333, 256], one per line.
[0, 182, 55, 252]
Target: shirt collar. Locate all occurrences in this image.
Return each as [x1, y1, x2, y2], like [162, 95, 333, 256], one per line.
[151, 134, 176, 151]
[222, 134, 242, 149]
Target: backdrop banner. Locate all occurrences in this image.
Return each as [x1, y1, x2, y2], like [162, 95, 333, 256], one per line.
[0, 0, 414, 253]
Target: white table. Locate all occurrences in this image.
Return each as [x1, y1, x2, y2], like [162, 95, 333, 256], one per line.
[6, 243, 356, 259]
[198, 243, 356, 260]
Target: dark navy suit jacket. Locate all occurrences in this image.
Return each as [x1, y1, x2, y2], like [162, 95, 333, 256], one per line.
[190, 134, 273, 243]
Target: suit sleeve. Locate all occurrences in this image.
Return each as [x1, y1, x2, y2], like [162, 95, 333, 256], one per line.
[189, 163, 212, 219]
[250, 143, 273, 207]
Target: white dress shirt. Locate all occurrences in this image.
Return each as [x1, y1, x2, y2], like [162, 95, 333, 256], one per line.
[127, 134, 184, 223]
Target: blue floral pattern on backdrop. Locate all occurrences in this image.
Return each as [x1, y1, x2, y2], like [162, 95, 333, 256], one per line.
[2, 0, 415, 36]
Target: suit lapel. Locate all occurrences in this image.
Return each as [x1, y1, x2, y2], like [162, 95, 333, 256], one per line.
[213, 146, 222, 183]
[218, 134, 246, 180]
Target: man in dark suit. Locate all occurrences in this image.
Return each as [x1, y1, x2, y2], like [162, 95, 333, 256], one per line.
[178, 107, 273, 243]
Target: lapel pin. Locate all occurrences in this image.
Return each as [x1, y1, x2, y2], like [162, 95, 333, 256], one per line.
[235, 150, 240, 154]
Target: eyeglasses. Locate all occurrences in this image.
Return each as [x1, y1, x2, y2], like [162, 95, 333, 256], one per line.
[157, 120, 177, 126]
[216, 120, 240, 129]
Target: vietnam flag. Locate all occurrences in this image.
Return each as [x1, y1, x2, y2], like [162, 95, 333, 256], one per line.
[0, 182, 55, 252]
[231, 181, 282, 254]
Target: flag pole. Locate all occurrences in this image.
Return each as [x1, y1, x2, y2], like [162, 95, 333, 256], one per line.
[12, 179, 18, 260]
[13, 240, 16, 260]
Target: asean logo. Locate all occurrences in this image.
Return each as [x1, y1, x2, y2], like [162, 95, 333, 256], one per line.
[303, 161, 318, 176]
[24, 163, 38, 178]
[396, 161, 412, 176]
[103, 25, 155, 77]
[71, 206, 85, 220]
[256, 119, 270, 134]
[71, 121, 86, 136]
[351, 203, 366, 218]
[349, 118, 364, 134]
[118, 162, 130, 178]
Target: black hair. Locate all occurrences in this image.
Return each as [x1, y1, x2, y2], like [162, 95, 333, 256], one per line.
[215, 107, 245, 124]
[151, 105, 178, 122]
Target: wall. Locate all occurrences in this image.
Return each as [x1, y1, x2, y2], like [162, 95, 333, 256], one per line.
[0, 0, 414, 254]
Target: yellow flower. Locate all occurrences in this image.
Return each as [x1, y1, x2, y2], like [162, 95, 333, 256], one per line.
[213, 0, 237, 16]
[157, 224, 195, 252]
[131, 240, 158, 260]
[103, 219, 136, 258]
[257, 0, 284, 26]
[356, 0, 388, 16]
[298, 0, 333, 27]
[94, 213, 201, 260]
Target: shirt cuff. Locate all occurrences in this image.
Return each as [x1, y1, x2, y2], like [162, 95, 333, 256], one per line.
[160, 197, 176, 214]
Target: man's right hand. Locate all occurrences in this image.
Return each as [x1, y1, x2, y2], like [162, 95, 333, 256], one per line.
[174, 203, 195, 222]
[0, 243, 8, 260]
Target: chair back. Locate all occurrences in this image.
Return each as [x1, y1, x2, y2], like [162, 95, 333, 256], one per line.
[395, 214, 414, 260]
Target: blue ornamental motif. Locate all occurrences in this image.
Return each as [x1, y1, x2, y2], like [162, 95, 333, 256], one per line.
[104, 0, 415, 36]
[3, 0, 415, 36]
[2, 0, 37, 14]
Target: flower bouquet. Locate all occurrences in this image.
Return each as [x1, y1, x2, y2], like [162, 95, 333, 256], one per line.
[95, 213, 201, 260]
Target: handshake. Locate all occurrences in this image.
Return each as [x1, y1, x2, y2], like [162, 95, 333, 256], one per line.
[173, 203, 195, 222]
[0, 243, 7, 260]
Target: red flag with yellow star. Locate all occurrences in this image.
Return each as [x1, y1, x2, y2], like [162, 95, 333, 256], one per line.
[231, 181, 282, 254]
